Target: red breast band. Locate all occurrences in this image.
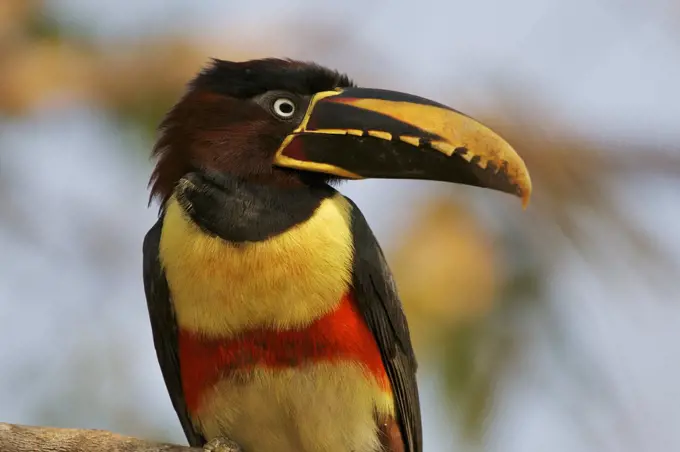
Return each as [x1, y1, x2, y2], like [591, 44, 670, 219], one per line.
[178, 291, 389, 412]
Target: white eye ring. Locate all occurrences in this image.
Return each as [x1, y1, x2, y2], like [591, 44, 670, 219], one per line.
[272, 98, 296, 118]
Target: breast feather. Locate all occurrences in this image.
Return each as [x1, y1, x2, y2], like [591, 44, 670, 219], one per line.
[159, 194, 355, 337]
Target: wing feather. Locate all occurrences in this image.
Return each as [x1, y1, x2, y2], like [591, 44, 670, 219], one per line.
[143, 218, 205, 447]
[347, 197, 422, 452]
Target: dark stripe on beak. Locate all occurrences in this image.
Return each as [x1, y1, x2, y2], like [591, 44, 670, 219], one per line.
[306, 102, 442, 141]
[286, 133, 521, 197]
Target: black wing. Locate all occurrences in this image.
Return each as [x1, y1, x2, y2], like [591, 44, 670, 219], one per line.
[346, 197, 423, 452]
[143, 217, 206, 447]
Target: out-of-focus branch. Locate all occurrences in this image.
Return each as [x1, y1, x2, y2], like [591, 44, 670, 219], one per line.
[0, 423, 202, 452]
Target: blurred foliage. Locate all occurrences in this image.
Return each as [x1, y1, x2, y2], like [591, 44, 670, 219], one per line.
[0, 1, 260, 141]
[3, 0, 680, 448]
[392, 200, 499, 342]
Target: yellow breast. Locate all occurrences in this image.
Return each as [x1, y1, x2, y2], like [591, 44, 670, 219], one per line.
[158, 193, 354, 337]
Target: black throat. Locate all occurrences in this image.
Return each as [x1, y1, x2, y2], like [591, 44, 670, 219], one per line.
[173, 171, 336, 243]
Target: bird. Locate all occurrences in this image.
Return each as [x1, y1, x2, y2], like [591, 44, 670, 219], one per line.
[142, 58, 531, 452]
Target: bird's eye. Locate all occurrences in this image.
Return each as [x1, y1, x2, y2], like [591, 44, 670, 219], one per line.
[272, 98, 296, 119]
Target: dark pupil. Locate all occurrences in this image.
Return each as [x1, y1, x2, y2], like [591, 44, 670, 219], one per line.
[279, 102, 293, 114]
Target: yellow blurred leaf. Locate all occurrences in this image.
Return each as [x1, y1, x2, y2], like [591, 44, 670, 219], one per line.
[391, 199, 500, 348]
[0, 40, 96, 114]
[0, 0, 40, 41]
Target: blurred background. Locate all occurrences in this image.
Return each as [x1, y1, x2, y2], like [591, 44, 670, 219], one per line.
[1, 1, 680, 451]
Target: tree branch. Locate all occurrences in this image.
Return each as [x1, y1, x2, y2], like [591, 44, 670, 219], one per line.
[0, 422, 203, 452]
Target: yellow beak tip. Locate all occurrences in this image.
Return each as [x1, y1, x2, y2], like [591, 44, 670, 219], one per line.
[519, 182, 532, 210]
[521, 195, 530, 210]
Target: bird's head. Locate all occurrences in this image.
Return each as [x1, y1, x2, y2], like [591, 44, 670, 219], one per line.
[150, 58, 532, 207]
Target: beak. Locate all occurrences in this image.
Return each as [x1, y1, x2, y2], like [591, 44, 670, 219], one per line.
[274, 87, 532, 207]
